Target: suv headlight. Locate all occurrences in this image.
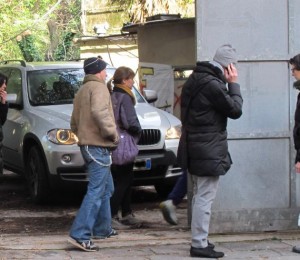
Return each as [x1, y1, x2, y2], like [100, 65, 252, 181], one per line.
[165, 125, 182, 139]
[47, 129, 78, 145]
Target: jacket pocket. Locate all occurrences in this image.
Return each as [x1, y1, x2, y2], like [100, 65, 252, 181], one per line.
[220, 152, 232, 174]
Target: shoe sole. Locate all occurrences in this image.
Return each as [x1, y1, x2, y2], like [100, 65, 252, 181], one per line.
[190, 252, 224, 258]
[160, 204, 178, 225]
[190, 248, 224, 258]
[67, 238, 99, 252]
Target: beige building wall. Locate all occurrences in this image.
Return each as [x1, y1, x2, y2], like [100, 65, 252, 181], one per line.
[77, 35, 139, 72]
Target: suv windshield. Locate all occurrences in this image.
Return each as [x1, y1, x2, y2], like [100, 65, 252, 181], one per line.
[28, 69, 84, 105]
[28, 68, 145, 105]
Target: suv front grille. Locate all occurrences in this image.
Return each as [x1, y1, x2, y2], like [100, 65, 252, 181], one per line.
[138, 129, 161, 145]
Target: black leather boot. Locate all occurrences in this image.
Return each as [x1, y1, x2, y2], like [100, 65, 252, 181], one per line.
[190, 246, 224, 258]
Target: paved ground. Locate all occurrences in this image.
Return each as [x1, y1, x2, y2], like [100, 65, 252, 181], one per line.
[1, 207, 300, 259]
[1, 227, 300, 259]
[1, 171, 300, 259]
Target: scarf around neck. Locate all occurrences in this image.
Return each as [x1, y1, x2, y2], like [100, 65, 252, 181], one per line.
[114, 83, 136, 105]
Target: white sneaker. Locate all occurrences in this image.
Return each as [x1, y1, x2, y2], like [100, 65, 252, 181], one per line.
[159, 200, 178, 225]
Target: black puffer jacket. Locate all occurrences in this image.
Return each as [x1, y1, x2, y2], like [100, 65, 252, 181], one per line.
[0, 102, 8, 174]
[293, 93, 300, 163]
[181, 62, 243, 176]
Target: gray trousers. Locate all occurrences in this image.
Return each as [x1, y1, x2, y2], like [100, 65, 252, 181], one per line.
[191, 175, 220, 248]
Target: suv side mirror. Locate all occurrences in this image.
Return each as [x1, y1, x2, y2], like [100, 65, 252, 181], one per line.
[7, 93, 22, 109]
[7, 93, 17, 103]
[143, 89, 158, 103]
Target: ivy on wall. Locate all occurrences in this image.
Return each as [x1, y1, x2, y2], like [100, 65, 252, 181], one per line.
[16, 31, 42, 62]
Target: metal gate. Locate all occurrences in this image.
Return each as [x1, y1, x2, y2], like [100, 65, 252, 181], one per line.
[191, 0, 300, 233]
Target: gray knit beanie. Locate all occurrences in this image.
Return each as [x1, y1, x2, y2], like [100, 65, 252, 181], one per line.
[84, 57, 107, 74]
[213, 44, 238, 67]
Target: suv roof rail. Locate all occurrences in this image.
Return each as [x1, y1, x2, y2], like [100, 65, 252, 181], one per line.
[0, 60, 26, 67]
[68, 56, 103, 62]
[68, 58, 84, 61]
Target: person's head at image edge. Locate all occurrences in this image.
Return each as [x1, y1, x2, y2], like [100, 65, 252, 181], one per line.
[212, 43, 238, 82]
[0, 72, 8, 104]
[83, 57, 107, 81]
[0, 72, 8, 89]
[289, 54, 300, 88]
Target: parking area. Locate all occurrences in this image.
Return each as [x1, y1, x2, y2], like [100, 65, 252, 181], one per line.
[0, 170, 188, 235]
[2, 170, 300, 259]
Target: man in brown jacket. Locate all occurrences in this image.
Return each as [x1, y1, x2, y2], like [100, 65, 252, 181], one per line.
[68, 57, 119, 252]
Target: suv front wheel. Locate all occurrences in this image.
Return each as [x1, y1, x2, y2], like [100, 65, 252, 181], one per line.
[25, 145, 50, 203]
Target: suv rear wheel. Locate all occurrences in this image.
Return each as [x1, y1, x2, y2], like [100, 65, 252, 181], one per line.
[25, 145, 50, 203]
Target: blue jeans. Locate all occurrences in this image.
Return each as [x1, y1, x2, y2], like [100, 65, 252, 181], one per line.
[167, 170, 187, 206]
[69, 146, 114, 242]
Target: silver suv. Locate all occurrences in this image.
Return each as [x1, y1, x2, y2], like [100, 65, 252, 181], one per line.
[0, 60, 182, 203]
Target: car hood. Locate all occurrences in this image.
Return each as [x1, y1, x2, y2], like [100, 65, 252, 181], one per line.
[32, 103, 181, 130]
[135, 103, 180, 129]
[32, 105, 73, 126]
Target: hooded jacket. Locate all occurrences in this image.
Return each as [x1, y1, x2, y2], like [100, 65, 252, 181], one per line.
[70, 74, 118, 148]
[181, 62, 243, 176]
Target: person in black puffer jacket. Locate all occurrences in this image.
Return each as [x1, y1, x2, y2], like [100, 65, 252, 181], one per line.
[0, 72, 8, 179]
[178, 44, 243, 258]
[289, 54, 300, 255]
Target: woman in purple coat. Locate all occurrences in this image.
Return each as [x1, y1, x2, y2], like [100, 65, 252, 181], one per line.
[108, 67, 142, 229]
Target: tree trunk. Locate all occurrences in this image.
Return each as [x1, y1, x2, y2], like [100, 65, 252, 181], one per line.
[45, 19, 59, 61]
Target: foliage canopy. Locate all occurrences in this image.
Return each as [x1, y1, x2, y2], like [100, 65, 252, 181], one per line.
[0, 0, 81, 61]
[0, 0, 194, 61]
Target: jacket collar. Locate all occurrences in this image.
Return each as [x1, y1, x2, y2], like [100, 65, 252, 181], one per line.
[83, 74, 105, 84]
[194, 61, 226, 83]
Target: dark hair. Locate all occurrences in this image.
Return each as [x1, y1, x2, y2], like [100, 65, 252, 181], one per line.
[289, 54, 300, 70]
[0, 72, 8, 87]
[107, 66, 135, 91]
